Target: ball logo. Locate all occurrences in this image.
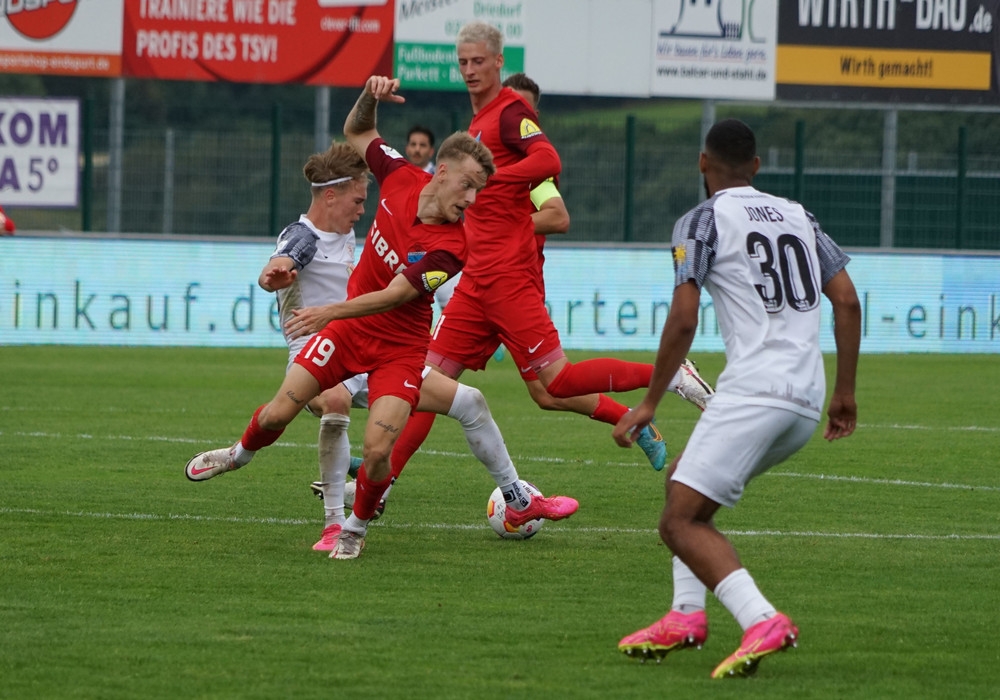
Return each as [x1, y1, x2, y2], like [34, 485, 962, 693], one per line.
[4, 0, 78, 41]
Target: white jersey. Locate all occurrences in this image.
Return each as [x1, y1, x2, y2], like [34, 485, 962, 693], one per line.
[270, 214, 355, 350]
[672, 186, 849, 420]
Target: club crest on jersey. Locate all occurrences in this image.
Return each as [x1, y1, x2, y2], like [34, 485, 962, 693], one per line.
[422, 271, 449, 292]
[519, 118, 542, 139]
[672, 246, 689, 275]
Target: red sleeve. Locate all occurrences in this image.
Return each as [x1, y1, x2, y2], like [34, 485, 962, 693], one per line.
[492, 104, 561, 184]
[401, 249, 464, 295]
[365, 137, 410, 185]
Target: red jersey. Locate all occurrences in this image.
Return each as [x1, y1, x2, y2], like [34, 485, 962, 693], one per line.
[464, 87, 560, 279]
[342, 138, 467, 348]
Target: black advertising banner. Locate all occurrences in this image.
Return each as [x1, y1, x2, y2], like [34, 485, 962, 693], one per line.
[776, 0, 1000, 104]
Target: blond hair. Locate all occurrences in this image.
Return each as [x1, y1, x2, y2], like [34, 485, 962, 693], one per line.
[436, 131, 496, 178]
[456, 21, 503, 55]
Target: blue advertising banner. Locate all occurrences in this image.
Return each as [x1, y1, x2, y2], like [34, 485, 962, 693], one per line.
[1, 236, 998, 353]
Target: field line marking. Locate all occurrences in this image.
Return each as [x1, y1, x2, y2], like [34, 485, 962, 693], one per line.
[2, 507, 999, 540]
[3, 430, 1000, 490]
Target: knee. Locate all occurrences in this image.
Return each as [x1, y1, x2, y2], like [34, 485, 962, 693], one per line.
[451, 384, 489, 428]
[658, 511, 686, 552]
[258, 403, 292, 431]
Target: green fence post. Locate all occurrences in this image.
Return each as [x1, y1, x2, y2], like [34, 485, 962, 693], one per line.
[794, 120, 805, 201]
[81, 94, 93, 232]
[270, 102, 282, 237]
[956, 125, 967, 250]
[624, 114, 636, 242]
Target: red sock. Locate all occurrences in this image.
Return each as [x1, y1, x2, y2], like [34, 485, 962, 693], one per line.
[353, 465, 393, 520]
[590, 394, 628, 425]
[241, 405, 285, 451]
[390, 411, 437, 480]
[545, 359, 653, 398]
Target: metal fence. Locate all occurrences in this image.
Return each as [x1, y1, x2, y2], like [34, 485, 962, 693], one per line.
[9, 100, 1000, 251]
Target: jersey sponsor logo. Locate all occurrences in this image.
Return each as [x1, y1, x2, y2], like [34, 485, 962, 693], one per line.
[379, 143, 404, 160]
[519, 118, 542, 140]
[369, 226, 405, 273]
[421, 270, 448, 292]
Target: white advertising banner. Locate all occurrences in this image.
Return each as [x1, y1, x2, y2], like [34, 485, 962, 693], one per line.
[0, 98, 80, 207]
[650, 0, 778, 99]
[2, 237, 998, 354]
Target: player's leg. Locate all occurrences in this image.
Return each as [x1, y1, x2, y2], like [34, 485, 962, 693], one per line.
[306, 383, 354, 551]
[185, 364, 322, 481]
[416, 369, 578, 527]
[667, 405, 813, 678]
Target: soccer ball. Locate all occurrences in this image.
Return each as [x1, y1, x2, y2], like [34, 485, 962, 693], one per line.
[486, 481, 545, 540]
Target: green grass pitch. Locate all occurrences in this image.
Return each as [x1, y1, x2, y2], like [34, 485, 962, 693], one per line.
[1, 347, 998, 699]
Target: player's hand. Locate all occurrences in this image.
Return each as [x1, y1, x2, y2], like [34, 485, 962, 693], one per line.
[365, 76, 405, 104]
[262, 267, 296, 291]
[612, 404, 655, 448]
[285, 304, 337, 339]
[824, 391, 857, 440]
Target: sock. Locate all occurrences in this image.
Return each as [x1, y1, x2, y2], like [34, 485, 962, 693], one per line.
[351, 465, 392, 524]
[501, 479, 531, 511]
[713, 568, 777, 631]
[447, 383, 521, 493]
[671, 556, 707, 613]
[545, 359, 653, 399]
[237, 405, 284, 460]
[319, 413, 351, 527]
[589, 394, 628, 425]
[390, 410, 437, 481]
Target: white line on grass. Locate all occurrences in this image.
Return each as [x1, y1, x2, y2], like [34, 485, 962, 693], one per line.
[2, 507, 998, 541]
[4, 429, 1000, 489]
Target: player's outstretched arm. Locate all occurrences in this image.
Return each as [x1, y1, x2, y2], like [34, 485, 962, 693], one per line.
[258, 257, 297, 292]
[822, 268, 861, 440]
[284, 275, 420, 338]
[344, 76, 405, 158]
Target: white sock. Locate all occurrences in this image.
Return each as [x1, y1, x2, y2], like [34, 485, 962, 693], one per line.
[231, 443, 254, 466]
[343, 512, 368, 536]
[447, 384, 525, 505]
[713, 568, 777, 631]
[666, 368, 683, 392]
[671, 556, 707, 613]
[318, 413, 351, 527]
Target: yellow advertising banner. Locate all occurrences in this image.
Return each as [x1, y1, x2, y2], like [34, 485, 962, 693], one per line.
[777, 46, 991, 91]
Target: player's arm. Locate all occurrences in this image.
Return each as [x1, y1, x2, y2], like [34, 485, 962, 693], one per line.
[284, 250, 462, 337]
[344, 75, 405, 158]
[530, 179, 569, 235]
[612, 280, 699, 448]
[258, 257, 296, 292]
[491, 137, 561, 185]
[822, 268, 861, 441]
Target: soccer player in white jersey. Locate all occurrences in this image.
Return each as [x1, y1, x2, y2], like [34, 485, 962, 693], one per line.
[614, 119, 861, 678]
[248, 141, 370, 552]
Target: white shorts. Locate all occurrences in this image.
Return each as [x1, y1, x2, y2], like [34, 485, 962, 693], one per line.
[672, 399, 818, 508]
[287, 335, 369, 409]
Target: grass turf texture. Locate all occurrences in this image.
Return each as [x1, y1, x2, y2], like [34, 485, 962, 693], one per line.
[2, 346, 998, 699]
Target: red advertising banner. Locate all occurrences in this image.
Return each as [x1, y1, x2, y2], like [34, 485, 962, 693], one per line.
[0, 0, 124, 78]
[122, 0, 394, 86]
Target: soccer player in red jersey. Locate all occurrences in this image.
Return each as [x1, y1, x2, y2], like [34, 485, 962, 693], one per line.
[185, 76, 578, 559]
[385, 23, 714, 489]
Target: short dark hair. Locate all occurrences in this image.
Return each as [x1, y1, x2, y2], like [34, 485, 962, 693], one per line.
[705, 119, 756, 169]
[407, 125, 435, 146]
[502, 72, 540, 107]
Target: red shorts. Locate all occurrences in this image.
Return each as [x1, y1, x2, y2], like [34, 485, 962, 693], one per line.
[294, 322, 423, 409]
[428, 272, 562, 378]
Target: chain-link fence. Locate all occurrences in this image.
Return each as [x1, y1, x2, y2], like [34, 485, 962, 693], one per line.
[8, 95, 999, 251]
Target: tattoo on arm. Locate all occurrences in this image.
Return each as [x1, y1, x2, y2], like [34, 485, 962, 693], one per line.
[348, 92, 377, 134]
[285, 390, 305, 405]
